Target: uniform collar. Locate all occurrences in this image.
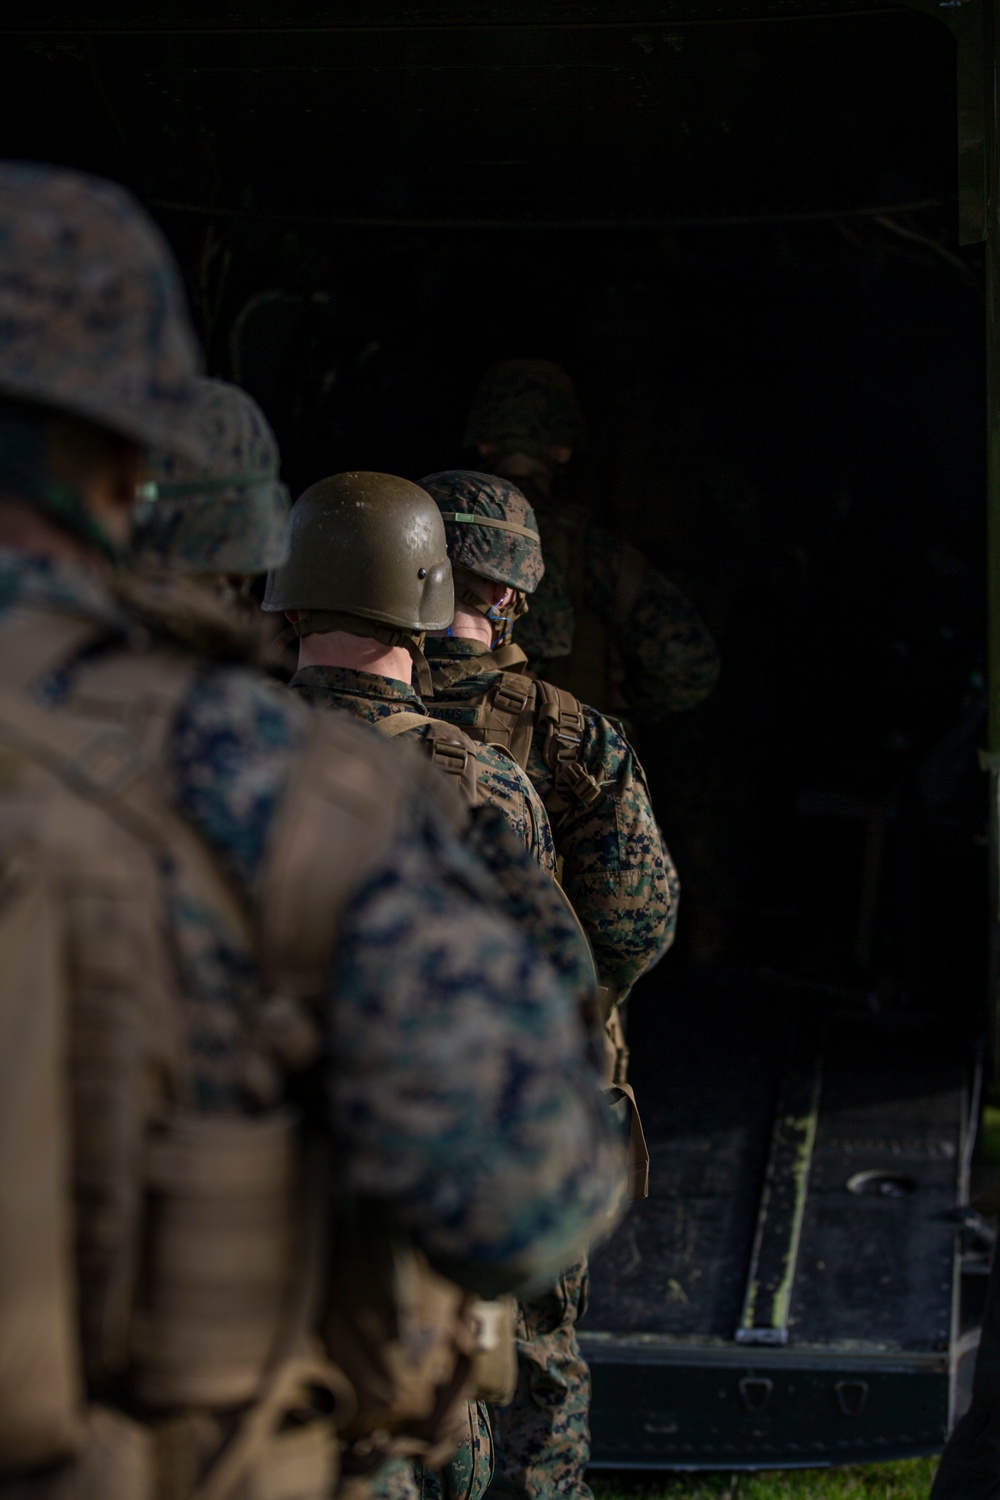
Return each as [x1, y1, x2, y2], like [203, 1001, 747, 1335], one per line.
[289, 664, 428, 723]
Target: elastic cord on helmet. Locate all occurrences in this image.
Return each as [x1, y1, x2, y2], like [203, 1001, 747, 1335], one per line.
[439, 511, 540, 543]
[137, 469, 284, 501]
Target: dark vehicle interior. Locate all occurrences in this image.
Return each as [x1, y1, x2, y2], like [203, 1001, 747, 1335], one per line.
[1, 0, 991, 1468]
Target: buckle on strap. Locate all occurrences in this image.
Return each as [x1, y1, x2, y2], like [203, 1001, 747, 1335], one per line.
[492, 678, 531, 716]
[427, 735, 471, 779]
[556, 759, 603, 808]
[67, 726, 144, 800]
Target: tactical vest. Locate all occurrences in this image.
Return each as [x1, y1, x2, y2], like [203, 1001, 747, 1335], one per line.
[374, 713, 480, 809]
[428, 649, 602, 825]
[0, 601, 473, 1500]
[429, 652, 650, 1202]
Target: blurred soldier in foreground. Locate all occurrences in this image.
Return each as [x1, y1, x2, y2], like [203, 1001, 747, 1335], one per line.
[265, 470, 602, 1500]
[465, 358, 719, 721]
[0, 163, 623, 1500]
[419, 469, 676, 1500]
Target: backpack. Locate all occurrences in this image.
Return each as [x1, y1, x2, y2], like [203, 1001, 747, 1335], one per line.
[0, 601, 416, 1500]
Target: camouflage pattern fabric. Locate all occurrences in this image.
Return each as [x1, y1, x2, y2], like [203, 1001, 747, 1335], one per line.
[0, 551, 623, 1296]
[488, 1258, 591, 1500]
[0, 162, 205, 461]
[420, 472, 544, 595]
[372, 1402, 494, 1500]
[286, 666, 604, 1002]
[463, 361, 586, 462]
[289, 665, 557, 876]
[515, 507, 720, 721]
[133, 378, 290, 576]
[425, 640, 678, 993]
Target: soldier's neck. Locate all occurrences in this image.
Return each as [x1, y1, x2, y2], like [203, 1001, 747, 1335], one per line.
[428, 603, 494, 649]
[297, 629, 413, 685]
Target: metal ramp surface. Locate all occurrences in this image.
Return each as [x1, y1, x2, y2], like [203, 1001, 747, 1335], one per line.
[583, 973, 971, 1469]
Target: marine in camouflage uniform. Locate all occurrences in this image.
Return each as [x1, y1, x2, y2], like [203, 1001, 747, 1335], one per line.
[465, 359, 719, 721]
[419, 470, 677, 1500]
[0, 164, 624, 1499]
[264, 472, 592, 1500]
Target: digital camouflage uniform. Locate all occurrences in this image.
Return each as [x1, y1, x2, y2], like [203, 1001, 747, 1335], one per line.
[465, 359, 719, 721]
[290, 666, 556, 876]
[132, 376, 290, 577]
[0, 166, 625, 1500]
[420, 472, 677, 1500]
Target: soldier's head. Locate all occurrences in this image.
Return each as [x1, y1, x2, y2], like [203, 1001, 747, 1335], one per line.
[464, 360, 585, 482]
[419, 470, 543, 649]
[132, 378, 289, 604]
[262, 471, 453, 689]
[0, 162, 204, 567]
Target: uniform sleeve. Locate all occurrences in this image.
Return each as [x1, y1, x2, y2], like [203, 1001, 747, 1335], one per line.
[473, 742, 558, 877]
[553, 711, 676, 994]
[166, 666, 624, 1298]
[586, 529, 720, 720]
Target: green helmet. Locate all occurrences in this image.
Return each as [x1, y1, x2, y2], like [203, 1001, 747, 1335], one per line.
[132, 379, 289, 576]
[262, 471, 454, 640]
[463, 359, 586, 460]
[419, 471, 544, 594]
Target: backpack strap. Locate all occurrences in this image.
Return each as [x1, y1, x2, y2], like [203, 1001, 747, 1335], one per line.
[533, 679, 603, 819]
[374, 713, 480, 809]
[489, 642, 528, 672]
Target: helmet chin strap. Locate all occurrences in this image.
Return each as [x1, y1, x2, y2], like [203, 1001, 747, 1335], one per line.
[290, 608, 433, 695]
[454, 584, 528, 647]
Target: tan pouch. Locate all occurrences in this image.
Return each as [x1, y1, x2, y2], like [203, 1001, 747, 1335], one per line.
[0, 851, 84, 1471]
[0, 1408, 152, 1500]
[325, 1206, 475, 1471]
[468, 1299, 517, 1406]
[131, 1112, 298, 1410]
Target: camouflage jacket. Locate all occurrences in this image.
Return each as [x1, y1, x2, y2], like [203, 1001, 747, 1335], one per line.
[289, 665, 556, 876]
[0, 551, 622, 1297]
[512, 495, 720, 721]
[425, 638, 679, 993]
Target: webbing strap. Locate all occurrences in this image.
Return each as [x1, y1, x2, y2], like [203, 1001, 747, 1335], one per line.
[374, 714, 479, 807]
[375, 711, 432, 740]
[534, 679, 603, 817]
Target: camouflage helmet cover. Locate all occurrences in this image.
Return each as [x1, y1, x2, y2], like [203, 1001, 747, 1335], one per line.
[463, 359, 586, 460]
[262, 471, 454, 633]
[419, 470, 544, 595]
[0, 162, 205, 462]
[133, 378, 289, 575]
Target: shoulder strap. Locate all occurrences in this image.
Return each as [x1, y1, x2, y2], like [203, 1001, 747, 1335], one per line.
[375, 712, 432, 740]
[374, 713, 480, 808]
[489, 642, 528, 672]
[533, 679, 603, 819]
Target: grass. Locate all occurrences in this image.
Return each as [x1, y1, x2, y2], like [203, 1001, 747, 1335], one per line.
[591, 1457, 937, 1499]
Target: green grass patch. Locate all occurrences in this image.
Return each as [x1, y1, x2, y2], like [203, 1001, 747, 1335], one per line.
[591, 1456, 936, 1499]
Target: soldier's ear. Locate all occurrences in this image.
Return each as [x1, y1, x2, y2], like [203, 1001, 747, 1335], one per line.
[284, 609, 300, 622]
[477, 442, 497, 459]
[548, 445, 572, 465]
